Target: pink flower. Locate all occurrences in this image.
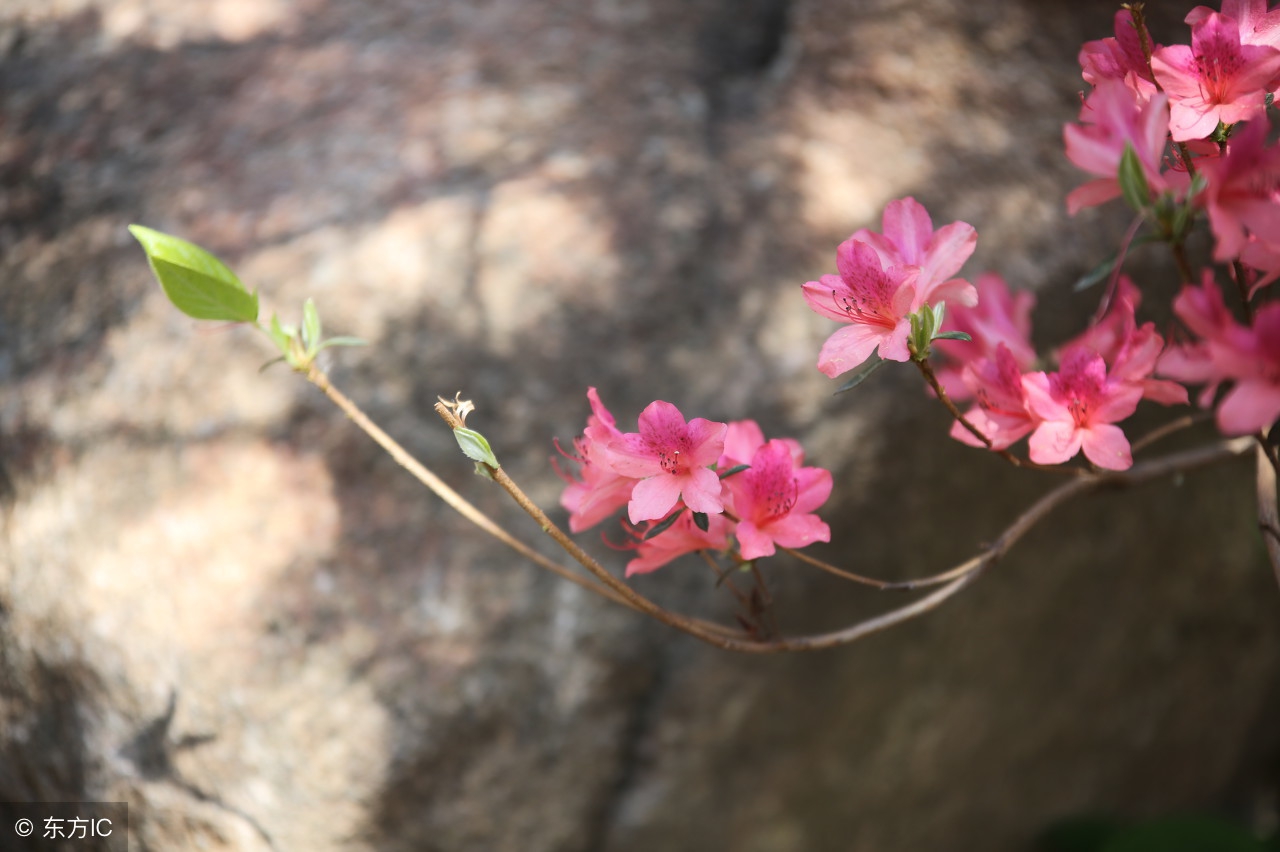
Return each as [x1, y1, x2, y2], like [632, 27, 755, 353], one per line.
[950, 345, 1039, 451]
[1064, 80, 1172, 214]
[1063, 278, 1189, 406]
[1160, 272, 1280, 434]
[605, 401, 728, 522]
[557, 388, 637, 532]
[1080, 9, 1161, 102]
[1023, 349, 1143, 470]
[1151, 11, 1280, 141]
[624, 511, 732, 577]
[1188, 1, 1280, 51]
[1197, 118, 1280, 262]
[935, 272, 1037, 400]
[848, 197, 978, 308]
[719, 419, 767, 467]
[723, 440, 832, 560]
[802, 239, 920, 375]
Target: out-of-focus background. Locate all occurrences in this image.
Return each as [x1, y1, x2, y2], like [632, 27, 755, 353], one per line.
[2, 1, 1278, 849]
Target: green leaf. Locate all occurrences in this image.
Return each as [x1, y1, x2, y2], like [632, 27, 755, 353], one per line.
[834, 355, 886, 394]
[692, 511, 709, 532]
[930, 301, 947, 333]
[1075, 256, 1119, 292]
[1117, 144, 1152, 214]
[643, 508, 685, 540]
[302, 298, 321, 353]
[128, 225, 258, 322]
[1100, 817, 1263, 852]
[718, 463, 751, 479]
[268, 313, 293, 356]
[932, 330, 972, 342]
[454, 427, 499, 468]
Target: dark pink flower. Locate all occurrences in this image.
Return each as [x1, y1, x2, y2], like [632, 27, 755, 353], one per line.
[605, 401, 728, 522]
[849, 197, 978, 308]
[1197, 118, 1280, 262]
[557, 388, 637, 533]
[723, 440, 832, 561]
[624, 511, 732, 577]
[1064, 80, 1171, 213]
[950, 345, 1039, 451]
[1023, 349, 1143, 470]
[935, 272, 1037, 400]
[802, 239, 919, 375]
[1080, 9, 1160, 102]
[1151, 11, 1280, 141]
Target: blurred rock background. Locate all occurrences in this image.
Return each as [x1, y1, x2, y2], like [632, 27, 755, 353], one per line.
[2, 0, 1278, 849]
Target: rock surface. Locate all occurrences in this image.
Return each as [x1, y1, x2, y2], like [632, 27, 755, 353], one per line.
[2, 1, 1278, 850]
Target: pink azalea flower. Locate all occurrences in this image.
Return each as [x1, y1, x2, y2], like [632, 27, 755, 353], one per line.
[718, 419, 804, 469]
[1212, 302, 1280, 433]
[848, 197, 978, 308]
[1064, 80, 1171, 214]
[950, 344, 1039, 451]
[624, 511, 732, 577]
[605, 401, 728, 522]
[1080, 9, 1161, 102]
[1063, 278, 1189, 405]
[1151, 11, 1280, 141]
[1160, 272, 1280, 434]
[935, 272, 1037, 400]
[558, 388, 637, 533]
[1022, 349, 1143, 470]
[1188, 1, 1280, 51]
[1197, 118, 1280, 262]
[802, 239, 920, 375]
[722, 440, 832, 561]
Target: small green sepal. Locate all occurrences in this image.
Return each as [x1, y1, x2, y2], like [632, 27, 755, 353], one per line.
[1117, 144, 1152, 214]
[931, 330, 972, 343]
[454, 427, 500, 469]
[128, 225, 259, 322]
[692, 511, 709, 532]
[718, 463, 751, 479]
[643, 508, 685, 540]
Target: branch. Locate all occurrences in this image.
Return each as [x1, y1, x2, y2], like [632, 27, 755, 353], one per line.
[1257, 442, 1280, 587]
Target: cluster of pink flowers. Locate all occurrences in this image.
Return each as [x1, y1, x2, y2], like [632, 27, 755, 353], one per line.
[1066, 0, 1280, 439]
[557, 390, 833, 576]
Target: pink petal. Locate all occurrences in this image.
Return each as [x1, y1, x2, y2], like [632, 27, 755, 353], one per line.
[1217, 379, 1280, 434]
[1080, 423, 1134, 469]
[685, 418, 728, 467]
[919, 221, 978, 296]
[792, 467, 834, 513]
[628, 475, 685, 523]
[817, 324, 890, 377]
[1067, 179, 1122, 215]
[1022, 372, 1071, 421]
[768, 513, 832, 550]
[720, 420, 766, 467]
[881, 197, 933, 265]
[1093, 382, 1143, 424]
[735, 521, 777, 561]
[1028, 420, 1083, 465]
[679, 466, 726, 515]
[802, 275, 859, 322]
[606, 433, 665, 478]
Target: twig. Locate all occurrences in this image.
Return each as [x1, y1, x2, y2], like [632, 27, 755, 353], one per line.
[1257, 443, 1280, 587]
[1131, 411, 1214, 454]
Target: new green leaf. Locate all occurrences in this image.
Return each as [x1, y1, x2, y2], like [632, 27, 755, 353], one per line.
[128, 225, 258, 322]
[454, 427, 499, 469]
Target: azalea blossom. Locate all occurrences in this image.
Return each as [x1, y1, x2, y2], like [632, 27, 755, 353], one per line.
[935, 272, 1037, 400]
[802, 239, 920, 375]
[1158, 270, 1241, 406]
[722, 439, 832, 561]
[848, 196, 978, 308]
[624, 511, 732, 577]
[605, 400, 728, 522]
[1022, 349, 1143, 470]
[950, 344, 1039, 451]
[557, 388, 637, 533]
[1064, 80, 1172, 214]
[1080, 9, 1161, 102]
[1187, 1, 1280, 52]
[1196, 118, 1280, 263]
[1151, 11, 1280, 141]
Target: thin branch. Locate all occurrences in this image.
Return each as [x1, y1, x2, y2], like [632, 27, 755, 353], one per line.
[1131, 411, 1214, 454]
[1257, 443, 1280, 587]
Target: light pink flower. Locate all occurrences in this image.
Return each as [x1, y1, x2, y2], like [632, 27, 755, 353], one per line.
[849, 196, 978, 308]
[605, 401, 728, 522]
[624, 511, 732, 577]
[1080, 9, 1161, 102]
[557, 388, 637, 533]
[1197, 118, 1280, 262]
[802, 239, 920, 375]
[1023, 349, 1143, 470]
[1158, 270, 1241, 405]
[722, 440, 832, 561]
[1064, 80, 1171, 214]
[1151, 11, 1280, 141]
[1213, 302, 1280, 433]
[950, 344, 1039, 451]
[935, 272, 1037, 400]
